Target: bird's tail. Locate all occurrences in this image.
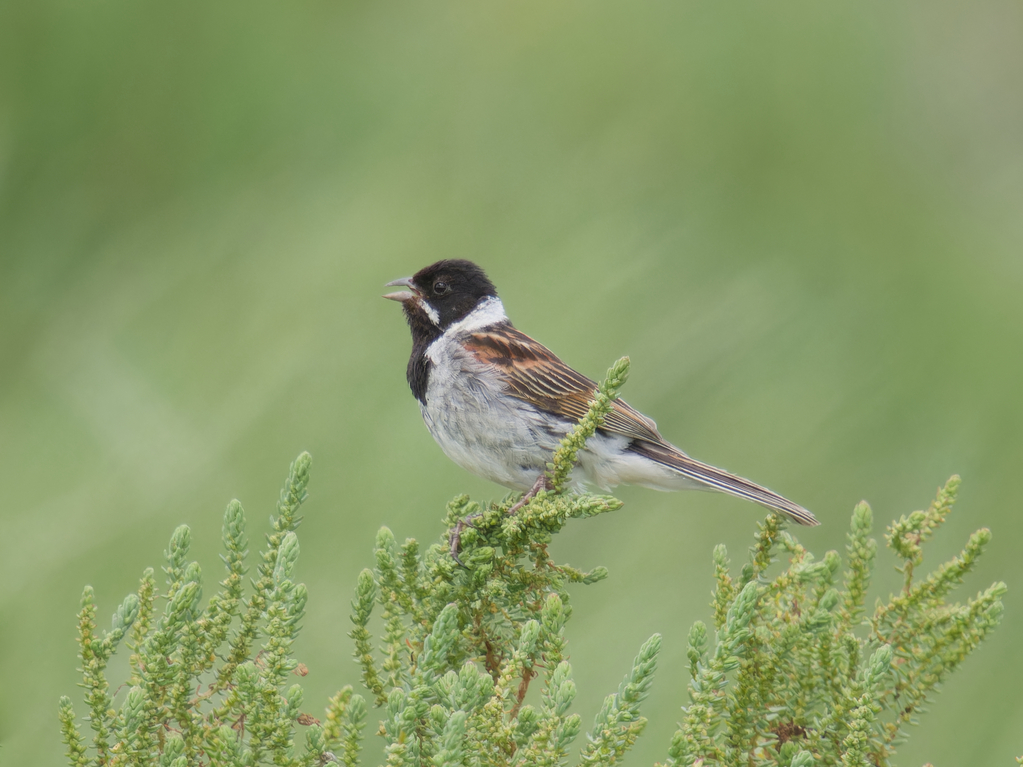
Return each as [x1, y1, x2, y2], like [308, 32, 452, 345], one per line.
[629, 441, 819, 526]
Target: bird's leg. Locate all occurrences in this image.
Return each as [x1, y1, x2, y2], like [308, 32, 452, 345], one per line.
[449, 511, 483, 567]
[506, 472, 554, 516]
[449, 473, 554, 566]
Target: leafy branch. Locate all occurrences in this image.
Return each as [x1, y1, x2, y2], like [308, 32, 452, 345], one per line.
[60, 360, 1010, 766]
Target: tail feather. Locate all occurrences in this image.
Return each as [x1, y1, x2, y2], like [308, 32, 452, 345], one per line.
[630, 441, 819, 526]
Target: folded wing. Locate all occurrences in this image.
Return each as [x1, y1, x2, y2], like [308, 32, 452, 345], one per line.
[464, 323, 818, 526]
[464, 324, 663, 443]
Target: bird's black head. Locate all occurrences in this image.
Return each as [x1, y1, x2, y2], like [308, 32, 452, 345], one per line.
[384, 259, 499, 333]
[384, 260, 502, 403]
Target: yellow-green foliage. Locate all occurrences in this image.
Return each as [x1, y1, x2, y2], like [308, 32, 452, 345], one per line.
[664, 478, 1005, 767]
[60, 454, 368, 767]
[61, 360, 1009, 766]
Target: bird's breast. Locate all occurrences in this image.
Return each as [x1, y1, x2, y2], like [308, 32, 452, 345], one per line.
[419, 334, 567, 489]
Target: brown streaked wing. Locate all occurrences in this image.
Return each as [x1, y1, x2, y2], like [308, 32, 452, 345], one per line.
[464, 326, 663, 443]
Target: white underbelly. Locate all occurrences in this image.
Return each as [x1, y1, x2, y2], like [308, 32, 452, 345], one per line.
[420, 374, 563, 490]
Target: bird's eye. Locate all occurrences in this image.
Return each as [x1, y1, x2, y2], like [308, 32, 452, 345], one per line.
[433, 280, 449, 295]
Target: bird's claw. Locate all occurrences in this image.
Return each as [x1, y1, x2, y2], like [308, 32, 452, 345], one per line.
[450, 473, 555, 565]
[506, 473, 554, 515]
[449, 513, 481, 568]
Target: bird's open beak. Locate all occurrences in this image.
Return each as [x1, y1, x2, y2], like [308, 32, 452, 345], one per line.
[383, 276, 419, 302]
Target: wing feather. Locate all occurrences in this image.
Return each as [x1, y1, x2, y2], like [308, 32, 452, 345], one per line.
[463, 325, 663, 443]
[463, 324, 819, 526]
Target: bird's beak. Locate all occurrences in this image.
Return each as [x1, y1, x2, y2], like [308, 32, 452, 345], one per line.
[383, 276, 419, 302]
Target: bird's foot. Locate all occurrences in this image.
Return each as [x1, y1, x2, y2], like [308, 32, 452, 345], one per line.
[506, 473, 554, 516]
[449, 513, 482, 568]
[449, 474, 554, 566]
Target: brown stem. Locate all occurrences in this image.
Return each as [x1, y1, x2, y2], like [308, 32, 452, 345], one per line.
[508, 666, 536, 720]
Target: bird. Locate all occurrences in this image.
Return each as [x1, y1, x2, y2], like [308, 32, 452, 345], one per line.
[383, 259, 818, 541]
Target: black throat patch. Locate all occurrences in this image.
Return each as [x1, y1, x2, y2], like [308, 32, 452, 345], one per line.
[407, 348, 431, 404]
[402, 301, 442, 404]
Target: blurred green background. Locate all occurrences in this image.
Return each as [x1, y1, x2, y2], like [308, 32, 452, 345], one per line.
[2, 0, 1021, 763]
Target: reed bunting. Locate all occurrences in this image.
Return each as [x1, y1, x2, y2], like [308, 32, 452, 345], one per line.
[384, 259, 818, 539]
